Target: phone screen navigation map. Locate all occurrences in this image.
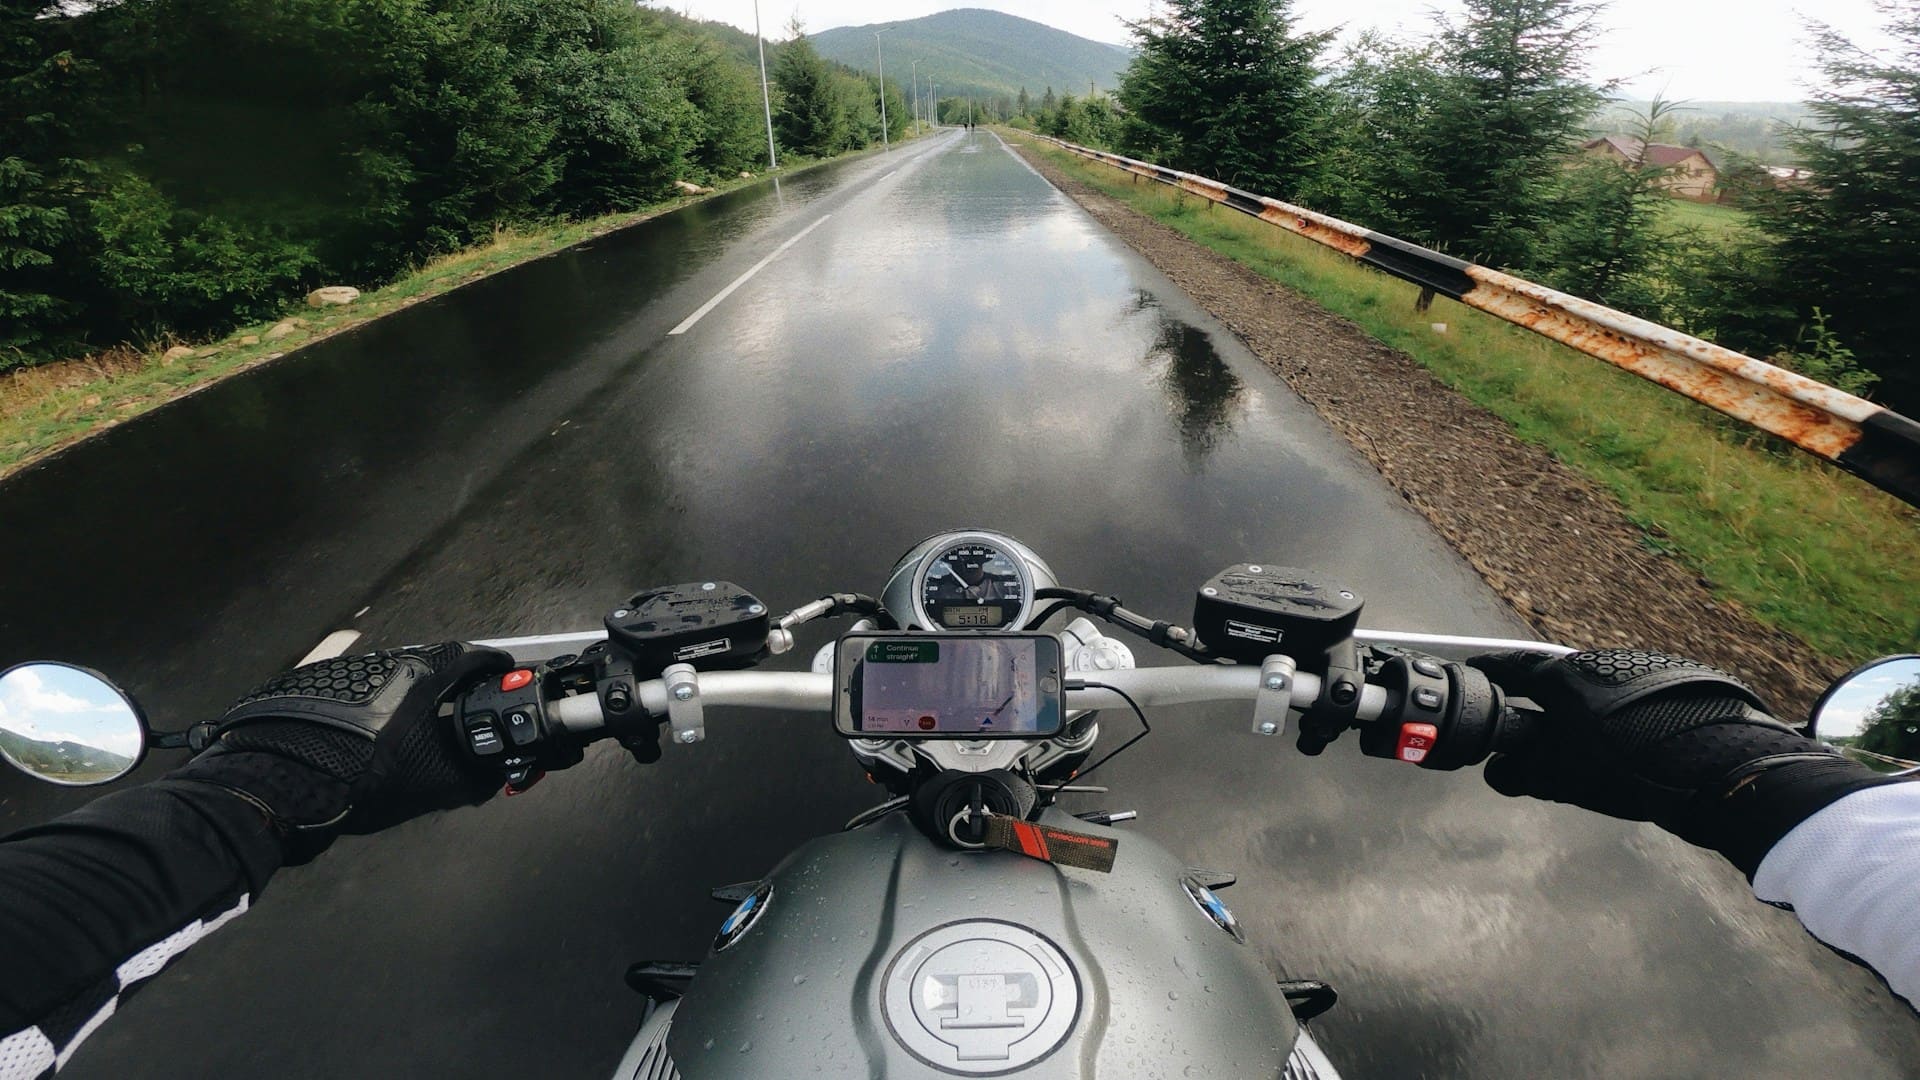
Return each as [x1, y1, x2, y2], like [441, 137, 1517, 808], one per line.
[849, 636, 1062, 736]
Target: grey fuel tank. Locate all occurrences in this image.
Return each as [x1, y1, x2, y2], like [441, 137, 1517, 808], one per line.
[661, 810, 1304, 1078]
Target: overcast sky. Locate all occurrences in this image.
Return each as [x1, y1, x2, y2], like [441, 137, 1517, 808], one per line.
[665, 0, 1898, 101]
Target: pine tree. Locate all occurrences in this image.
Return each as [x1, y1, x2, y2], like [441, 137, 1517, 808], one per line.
[1732, 3, 1920, 409]
[772, 21, 847, 157]
[1116, 0, 1332, 199]
[1411, 0, 1606, 270]
[1017, 86, 1030, 117]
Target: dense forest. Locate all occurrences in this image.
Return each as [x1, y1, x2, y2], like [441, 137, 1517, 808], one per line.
[0, 0, 905, 367]
[1007, 0, 1920, 414]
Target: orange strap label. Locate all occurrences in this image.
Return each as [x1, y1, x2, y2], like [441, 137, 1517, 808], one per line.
[982, 817, 1118, 873]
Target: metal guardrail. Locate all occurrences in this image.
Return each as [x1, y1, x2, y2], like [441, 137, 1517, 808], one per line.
[1038, 136, 1920, 509]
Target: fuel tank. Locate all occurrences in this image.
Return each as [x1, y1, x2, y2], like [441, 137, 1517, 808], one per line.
[660, 809, 1308, 1078]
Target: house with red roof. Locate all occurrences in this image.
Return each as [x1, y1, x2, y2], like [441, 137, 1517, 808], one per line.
[1580, 135, 1720, 201]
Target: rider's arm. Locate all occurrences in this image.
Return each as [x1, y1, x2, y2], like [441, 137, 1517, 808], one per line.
[1752, 783, 1920, 1006]
[1470, 650, 1913, 1007]
[0, 757, 289, 1077]
[0, 643, 509, 1076]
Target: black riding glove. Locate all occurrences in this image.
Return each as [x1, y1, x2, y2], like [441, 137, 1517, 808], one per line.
[1470, 649, 1905, 877]
[174, 643, 514, 858]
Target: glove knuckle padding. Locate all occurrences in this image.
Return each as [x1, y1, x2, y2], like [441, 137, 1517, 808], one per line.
[199, 643, 512, 834]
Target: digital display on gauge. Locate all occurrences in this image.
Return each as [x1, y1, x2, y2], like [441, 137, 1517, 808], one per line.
[921, 541, 1027, 631]
[945, 606, 1005, 628]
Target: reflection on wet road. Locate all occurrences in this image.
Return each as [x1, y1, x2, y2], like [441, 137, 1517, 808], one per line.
[4, 131, 1915, 1078]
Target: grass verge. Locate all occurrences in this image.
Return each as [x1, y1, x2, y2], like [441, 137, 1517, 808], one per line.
[0, 147, 880, 481]
[1030, 141, 1920, 664]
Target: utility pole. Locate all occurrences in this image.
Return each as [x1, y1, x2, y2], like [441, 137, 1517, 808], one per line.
[754, 0, 777, 169]
[930, 82, 937, 127]
[910, 59, 921, 134]
[874, 27, 892, 151]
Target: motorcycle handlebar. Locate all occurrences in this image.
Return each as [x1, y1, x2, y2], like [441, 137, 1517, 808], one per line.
[545, 665, 1383, 733]
[461, 633, 1569, 780]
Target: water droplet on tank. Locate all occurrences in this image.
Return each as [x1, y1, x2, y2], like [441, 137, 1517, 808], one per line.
[793, 974, 808, 985]
[738, 1040, 753, 1054]
[703, 1038, 715, 1051]
[1168, 990, 1180, 1000]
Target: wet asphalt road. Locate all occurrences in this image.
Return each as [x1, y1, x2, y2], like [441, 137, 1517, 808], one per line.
[3, 131, 1916, 1078]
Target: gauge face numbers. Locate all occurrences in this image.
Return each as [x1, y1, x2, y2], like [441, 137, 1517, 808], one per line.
[920, 542, 1028, 631]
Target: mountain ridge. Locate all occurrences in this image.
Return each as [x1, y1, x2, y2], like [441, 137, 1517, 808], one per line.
[810, 8, 1132, 104]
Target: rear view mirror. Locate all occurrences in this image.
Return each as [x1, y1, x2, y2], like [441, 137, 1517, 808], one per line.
[0, 662, 148, 786]
[1809, 655, 1920, 776]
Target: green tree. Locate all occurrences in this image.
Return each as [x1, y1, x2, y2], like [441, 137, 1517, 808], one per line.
[1116, 0, 1332, 199]
[1041, 86, 1057, 113]
[772, 24, 846, 157]
[1540, 98, 1689, 313]
[1858, 682, 1920, 761]
[1409, 0, 1607, 270]
[1727, 3, 1920, 410]
[662, 26, 769, 178]
[1297, 32, 1447, 236]
[0, 0, 93, 359]
[1017, 86, 1031, 116]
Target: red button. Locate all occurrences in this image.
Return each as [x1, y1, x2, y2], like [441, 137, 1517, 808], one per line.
[501, 669, 534, 692]
[1396, 722, 1438, 764]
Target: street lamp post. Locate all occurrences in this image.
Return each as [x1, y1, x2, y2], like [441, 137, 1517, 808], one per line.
[753, 0, 777, 169]
[873, 27, 892, 151]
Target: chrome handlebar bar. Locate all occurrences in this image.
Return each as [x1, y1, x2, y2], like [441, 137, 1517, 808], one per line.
[541, 664, 1389, 736]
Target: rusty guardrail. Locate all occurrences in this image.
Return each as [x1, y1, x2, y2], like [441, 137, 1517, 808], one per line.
[1039, 136, 1920, 509]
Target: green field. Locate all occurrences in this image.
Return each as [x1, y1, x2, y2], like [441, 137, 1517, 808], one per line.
[1661, 199, 1752, 241]
[1029, 140, 1920, 666]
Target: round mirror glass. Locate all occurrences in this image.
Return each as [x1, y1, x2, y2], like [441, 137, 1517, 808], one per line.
[1810, 655, 1920, 774]
[0, 662, 147, 786]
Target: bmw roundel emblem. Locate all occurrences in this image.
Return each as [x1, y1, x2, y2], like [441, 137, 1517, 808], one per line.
[1181, 875, 1245, 944]
[714, 881, 773, 952]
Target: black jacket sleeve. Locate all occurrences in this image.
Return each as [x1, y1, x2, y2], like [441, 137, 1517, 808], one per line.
[0, 763, 286, 1077]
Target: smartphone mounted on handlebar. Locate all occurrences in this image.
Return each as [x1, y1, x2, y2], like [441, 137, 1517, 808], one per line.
[834, 633, 1066, 739]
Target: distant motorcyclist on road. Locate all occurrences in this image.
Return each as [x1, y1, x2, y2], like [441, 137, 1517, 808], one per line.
[0, 645, 1914, 1077]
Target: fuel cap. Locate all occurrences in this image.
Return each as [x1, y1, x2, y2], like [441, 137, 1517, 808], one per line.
[883, 921, 1079, 1074]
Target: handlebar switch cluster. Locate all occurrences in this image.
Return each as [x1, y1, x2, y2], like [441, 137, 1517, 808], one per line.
[457, 664, 581, 787]
[1358, 653, 1453, 765]
[1356, 653, 1508, 770]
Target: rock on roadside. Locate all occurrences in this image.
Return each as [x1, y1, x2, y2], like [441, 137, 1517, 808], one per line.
[673, 180, 715, 196]
[161, 345, 194, 365]
[306, 286, 360, 308]
[264, 319, 305, 341]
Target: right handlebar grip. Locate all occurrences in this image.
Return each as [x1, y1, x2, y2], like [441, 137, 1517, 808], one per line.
[1488, 702, 1546, 758]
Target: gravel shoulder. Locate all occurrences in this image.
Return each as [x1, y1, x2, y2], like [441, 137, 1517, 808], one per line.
[1012, 140, 1838, 714]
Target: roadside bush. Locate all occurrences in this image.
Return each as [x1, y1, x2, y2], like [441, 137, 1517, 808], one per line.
[88, 172, 319, 338]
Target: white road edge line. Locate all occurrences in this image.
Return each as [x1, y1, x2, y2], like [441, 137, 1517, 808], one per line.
[298, 630, 363, 666]
[880, 169, 898, 181]
[668, 213, 833, 335]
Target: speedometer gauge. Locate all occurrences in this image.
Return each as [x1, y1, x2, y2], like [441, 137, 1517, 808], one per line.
[917, 539, 1031, 631]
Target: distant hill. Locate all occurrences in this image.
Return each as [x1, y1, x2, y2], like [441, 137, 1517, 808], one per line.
[811, 8, 1132, 104]
[1592, 101, 1814, 166]
[0, 726, 133, 779]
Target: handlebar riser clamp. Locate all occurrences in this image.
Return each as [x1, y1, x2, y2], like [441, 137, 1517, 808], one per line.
[663, 664, 704, 745]
[1252, 655, 1295, 736]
